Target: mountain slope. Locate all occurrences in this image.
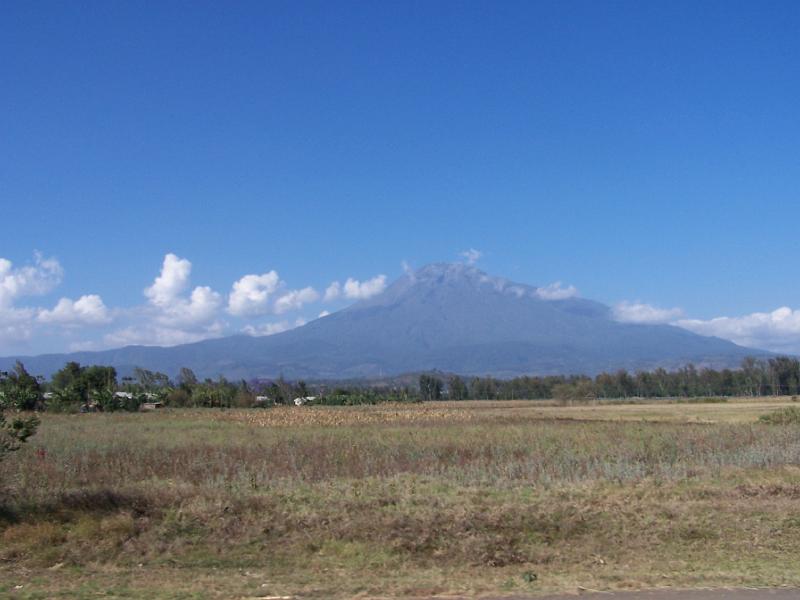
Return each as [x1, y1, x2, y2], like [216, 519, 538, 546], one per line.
[0, 263, 760, 379]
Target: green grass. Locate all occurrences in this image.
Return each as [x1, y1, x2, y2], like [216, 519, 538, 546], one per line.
[2, 403, 800, 598]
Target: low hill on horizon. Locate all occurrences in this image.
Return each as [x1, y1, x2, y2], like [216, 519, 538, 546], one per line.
[0, 263, 764, 380]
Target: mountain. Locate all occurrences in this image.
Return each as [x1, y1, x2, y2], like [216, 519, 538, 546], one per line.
[0, 263, 761, 379]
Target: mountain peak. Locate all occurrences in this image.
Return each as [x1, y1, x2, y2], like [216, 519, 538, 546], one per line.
[356, 262, 515, 309]
[414, 262, 483, 280]
[413, 261, 545, 297]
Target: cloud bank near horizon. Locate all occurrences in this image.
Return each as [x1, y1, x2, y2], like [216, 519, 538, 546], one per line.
[676, 307, 800, 354]
[0, 252, 388, 354]
[612, 300, 800, 354]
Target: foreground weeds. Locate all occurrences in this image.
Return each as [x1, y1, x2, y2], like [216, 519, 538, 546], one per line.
[2, 407, 800, 598]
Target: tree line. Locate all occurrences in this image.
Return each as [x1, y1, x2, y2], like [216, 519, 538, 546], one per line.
[433, 356, 800, 401]
[2, 356, 800, 415]
[0, 361, 421, 412]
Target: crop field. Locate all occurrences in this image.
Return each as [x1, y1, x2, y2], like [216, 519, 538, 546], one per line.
[2, 398, 800, 599]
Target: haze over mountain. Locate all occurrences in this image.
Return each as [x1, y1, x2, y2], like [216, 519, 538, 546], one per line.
[0, 263, 760, 380]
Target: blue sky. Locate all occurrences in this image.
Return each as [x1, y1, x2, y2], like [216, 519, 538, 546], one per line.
[2, 0, 800, 355]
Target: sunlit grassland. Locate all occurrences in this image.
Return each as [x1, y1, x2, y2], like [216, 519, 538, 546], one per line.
[2, 399, 800, 598]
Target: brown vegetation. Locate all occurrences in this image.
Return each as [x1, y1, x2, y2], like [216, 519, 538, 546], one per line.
[2, 402, 800, 598]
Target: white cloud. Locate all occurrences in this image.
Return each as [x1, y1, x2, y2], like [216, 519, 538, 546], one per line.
[144, 253, 222, 327]
[0, 254, 65, 346]
[676, 306, 800, 353]
[318, 310, 330, 318]
[68, 340, 101, 352]
[0, 253, 63, 309]
[325, 274, 387, 303]
[0, 307, 36, 345]
[144, 253, 190, 308]
[168, 285, 221, 326]
[534, 281, 578, 301]
[323, 281, 341, 302]
[243, 321, 290, 337]
[613, 301, 684, 324]
[38, 294, 112, 325]
[229, 269, 325, 317]
[227, 271, 281, 316]
[343, 275, 387, 300]
[460, 248, 482, 265]
[242, 317, 307, 337]
[0, 251, 347, 352]
[105, 321, 225, 347]
[274, 287, 320, 314]
[611, 300, 800, 352]
[94, 253, 226, 348]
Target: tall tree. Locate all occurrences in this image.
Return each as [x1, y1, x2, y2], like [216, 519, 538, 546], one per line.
[0, 362, 41, 410]
[178, 367, 198, 389]
[419, 374, 443, 401]
[447, 375, 469, 400]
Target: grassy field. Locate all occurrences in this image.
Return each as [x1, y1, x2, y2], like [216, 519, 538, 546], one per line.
[2, 397, 800, 598]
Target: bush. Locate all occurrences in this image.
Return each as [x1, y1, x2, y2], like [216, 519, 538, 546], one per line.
[119, 394, 144, 413]
[166, 389, 192, 407]
[233, 389, 255, 408]
[90, 390, 142, 413]
[759, 406, 800, 425]
[552, 381, 596, 405]
[44, 395, 80, 413]
[0, 410, 39, 460]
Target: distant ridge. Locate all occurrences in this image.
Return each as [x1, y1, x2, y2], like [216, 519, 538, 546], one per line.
[0, 263, 763, 379]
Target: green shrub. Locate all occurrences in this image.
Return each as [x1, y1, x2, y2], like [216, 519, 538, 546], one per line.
[166, 388, 192, 407]
[90, 390, 143, 412]
[44, 395, 80, 414]
[0, 410, 39, 460]
[552, 381, 596, 405]
[759, 406, 800, 425]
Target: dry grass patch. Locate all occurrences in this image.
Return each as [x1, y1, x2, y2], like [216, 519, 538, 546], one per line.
[211, 397, 800, 429]
[213, 404, 482, 428]
[2, 406, 800, 597]
[4, 471, 800, 597]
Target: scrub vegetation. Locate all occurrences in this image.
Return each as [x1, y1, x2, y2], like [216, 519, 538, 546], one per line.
[2, 399, 800, 598]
